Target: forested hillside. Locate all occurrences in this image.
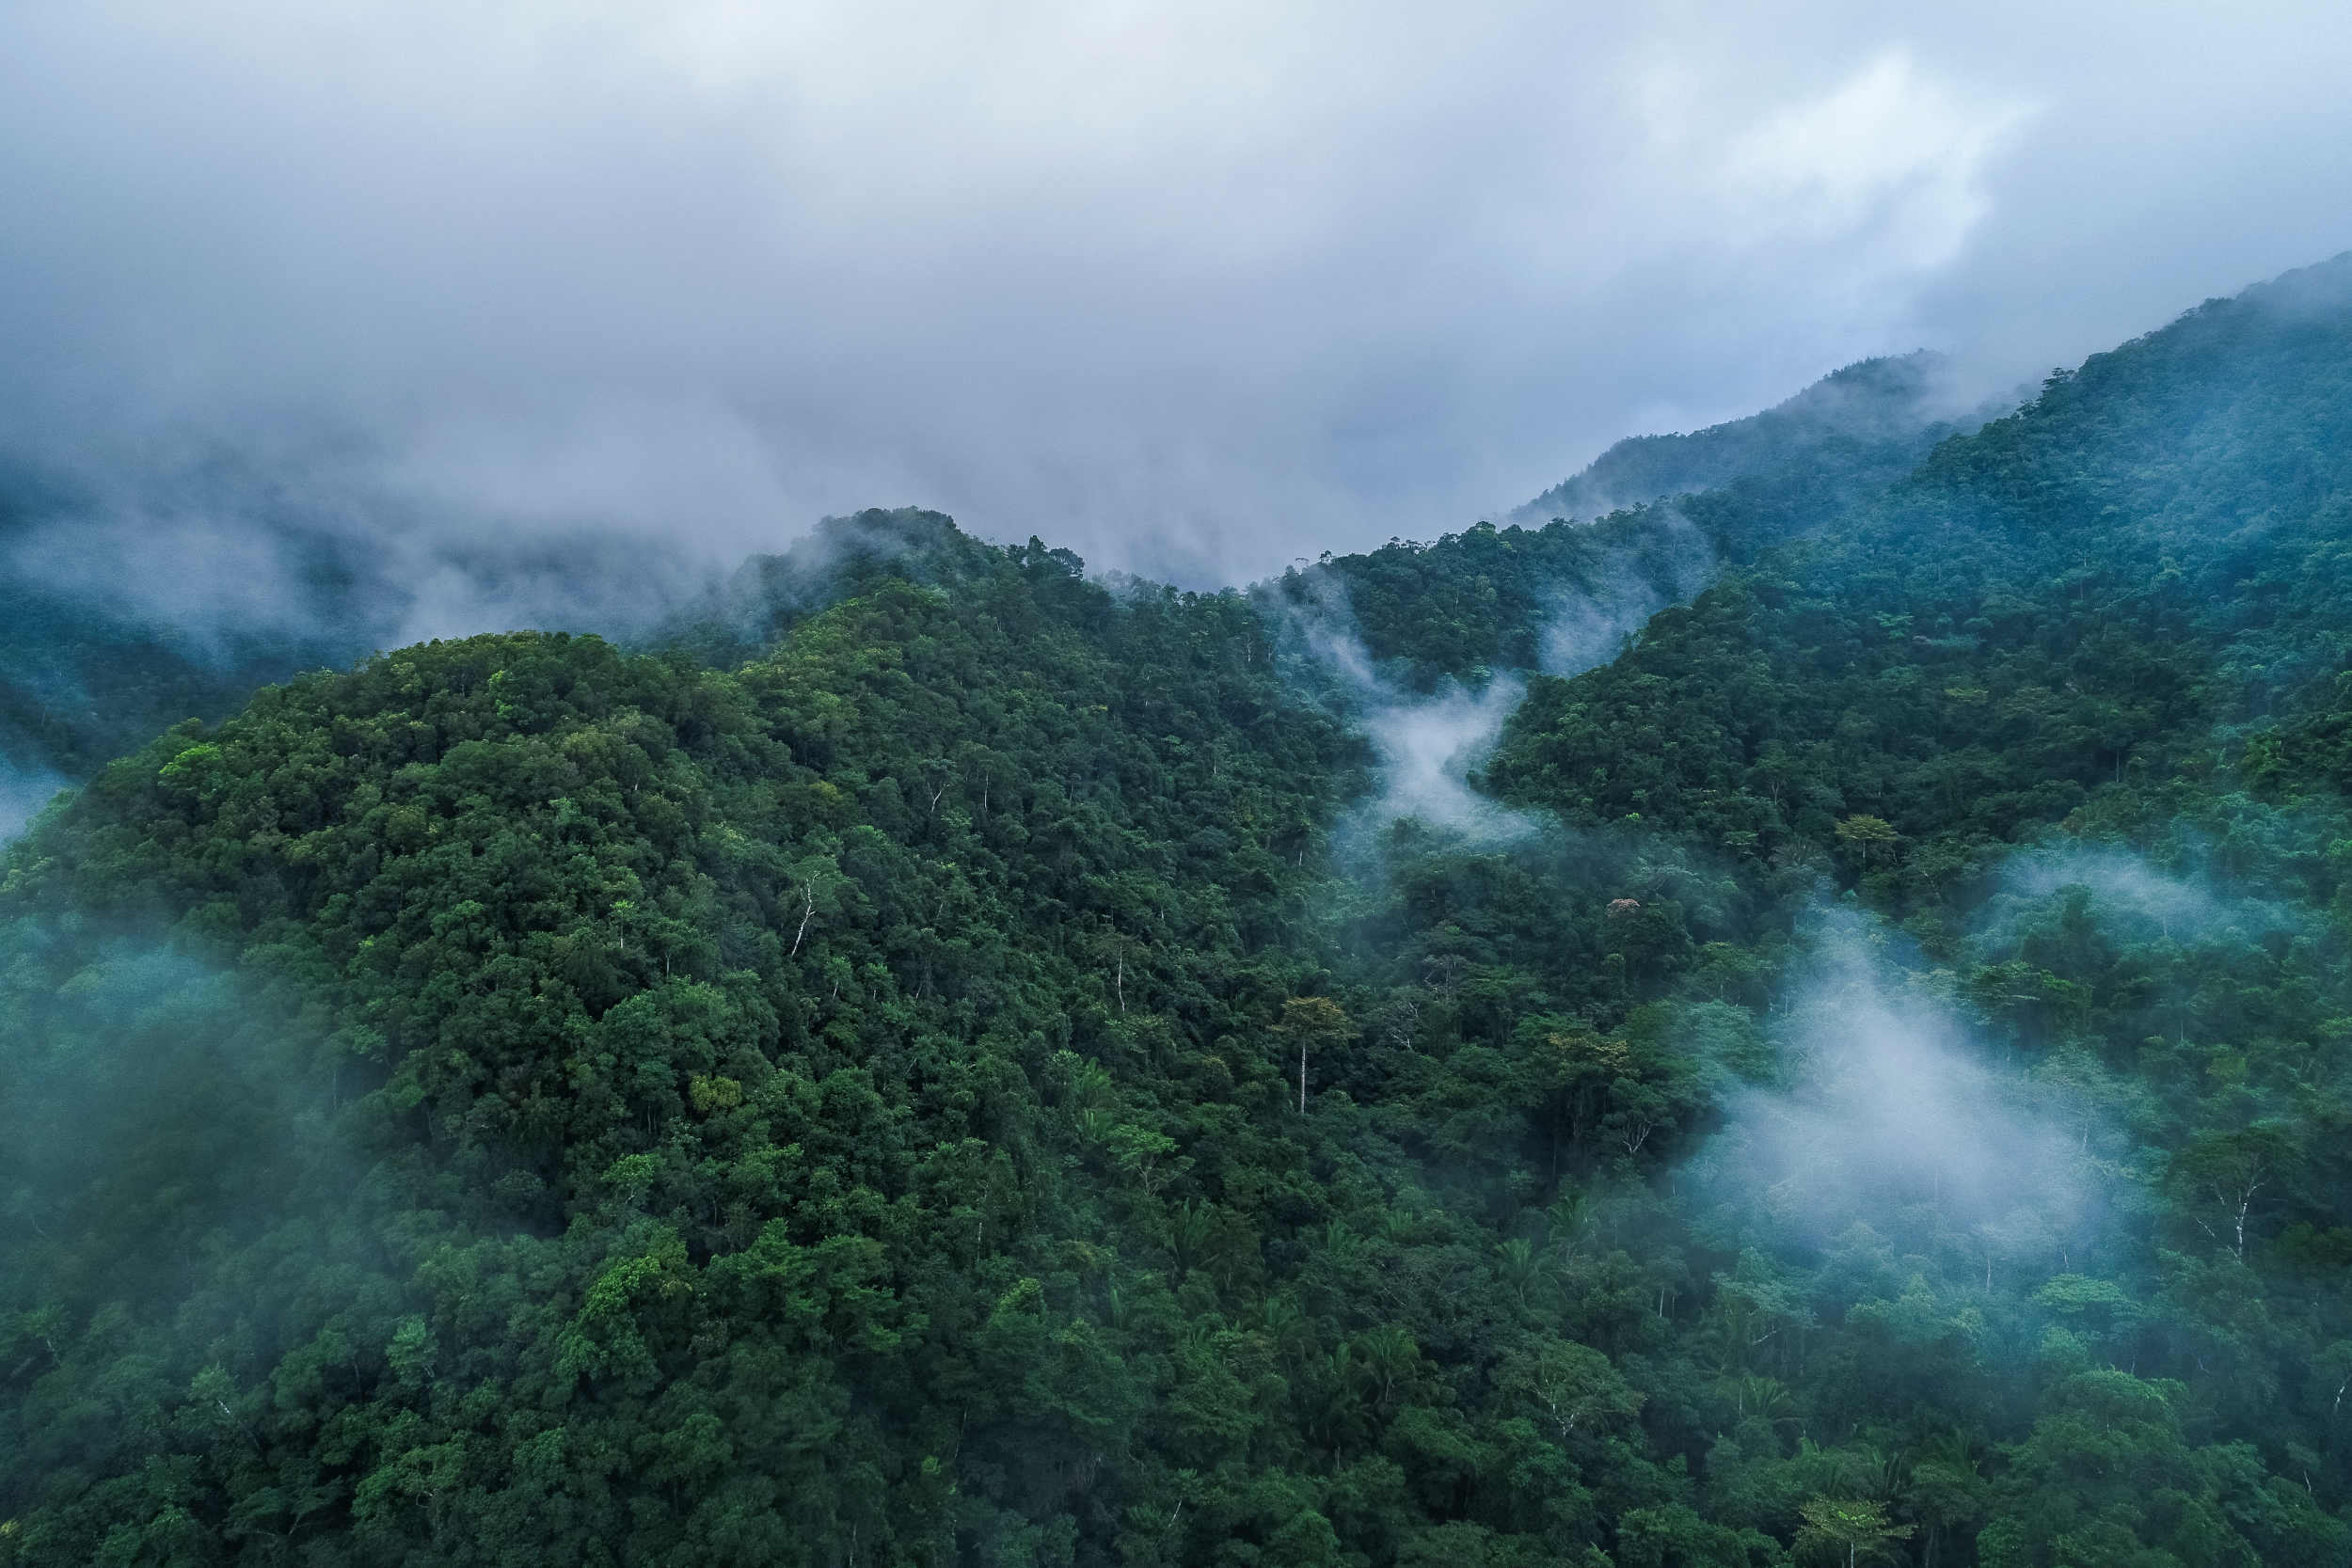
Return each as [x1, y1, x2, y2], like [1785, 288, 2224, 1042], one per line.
[8, 257, 2352, 1567]
[1306, 356, 2011, 694]
[1511, 353, 2001, 529]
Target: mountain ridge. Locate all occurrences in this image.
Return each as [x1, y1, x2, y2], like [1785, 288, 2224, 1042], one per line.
[8, 256, 2352, 1565]
[1510, 349, 2008, 527]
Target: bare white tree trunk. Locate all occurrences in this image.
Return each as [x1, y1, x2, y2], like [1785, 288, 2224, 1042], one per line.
[791, 885, 816, 957]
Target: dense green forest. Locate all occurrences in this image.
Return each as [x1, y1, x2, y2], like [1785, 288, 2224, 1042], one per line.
[8, 256, 2352, 1566]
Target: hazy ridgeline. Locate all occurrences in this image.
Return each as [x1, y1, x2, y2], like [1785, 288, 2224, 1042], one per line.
[0, 347, 1974, 842]
[8, 258, 2352, 1566]
[1509, 351, 2001, 528]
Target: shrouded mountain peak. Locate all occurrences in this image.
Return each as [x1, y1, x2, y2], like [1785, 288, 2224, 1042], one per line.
[1512, 348, 2007, 527]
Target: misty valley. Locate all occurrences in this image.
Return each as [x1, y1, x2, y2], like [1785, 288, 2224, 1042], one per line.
[11, 254, 2352, 1568]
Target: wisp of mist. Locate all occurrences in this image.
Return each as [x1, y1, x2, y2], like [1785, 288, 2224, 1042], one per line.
[0, 763, 67, 842]
[1288, 510, 1714, 848]
[1688, 909, 2101, 1283]
[1984, 839, 2301, 948]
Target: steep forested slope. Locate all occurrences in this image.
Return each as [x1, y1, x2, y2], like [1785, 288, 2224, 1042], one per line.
[1492, 254, 2352, 868]
[1289, 356, 2006, 693]
[1477, 251, 2352, 1561]
[2, 542, 1373, 1563]
[8, 257, 2352, 1568]
[1512, 353, 2000, 527]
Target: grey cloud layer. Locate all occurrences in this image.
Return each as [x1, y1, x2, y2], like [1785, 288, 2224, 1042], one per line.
[2, 2, 2348, 586]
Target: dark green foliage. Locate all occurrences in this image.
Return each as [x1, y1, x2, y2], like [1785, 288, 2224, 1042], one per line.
[1490, 255, 2352, 880]
[1270, 508, 1708, 691]
[11, 257, 2352, 1565]
[1278, 356, 2005, 694]
[0, 534, 1385, 1566]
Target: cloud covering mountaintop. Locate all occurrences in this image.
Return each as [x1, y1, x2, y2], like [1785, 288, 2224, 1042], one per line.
[2, 3, 2348, 584]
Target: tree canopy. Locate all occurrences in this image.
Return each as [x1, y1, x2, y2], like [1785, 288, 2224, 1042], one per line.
[8, 256, 2352, 1565]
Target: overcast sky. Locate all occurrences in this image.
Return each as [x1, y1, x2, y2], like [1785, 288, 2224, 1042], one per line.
[3, 1, 2349, 586]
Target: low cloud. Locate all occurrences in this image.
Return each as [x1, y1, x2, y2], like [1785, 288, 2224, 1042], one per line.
[1358, 675, 1532, 838]
[1983, 840, 2299, 947]
[1273, 574, 1536, 844]
[0, 763, 68, 842]
[0, 3, 2342, 774]
[1540, 510, 1715, 677]
[1690, 910, 2102, 1278]
[10, 2, 2286, 590]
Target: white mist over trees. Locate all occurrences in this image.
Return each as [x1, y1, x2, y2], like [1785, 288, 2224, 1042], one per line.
[1691, 909, 2100, 1277]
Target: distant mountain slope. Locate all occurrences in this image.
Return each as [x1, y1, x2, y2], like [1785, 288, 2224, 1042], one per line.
[1275, 356, 2015, 694]
[0, 488, 367, 835]
[1513, 350, 2003, 526]
[1493, 251, 2352, 857]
